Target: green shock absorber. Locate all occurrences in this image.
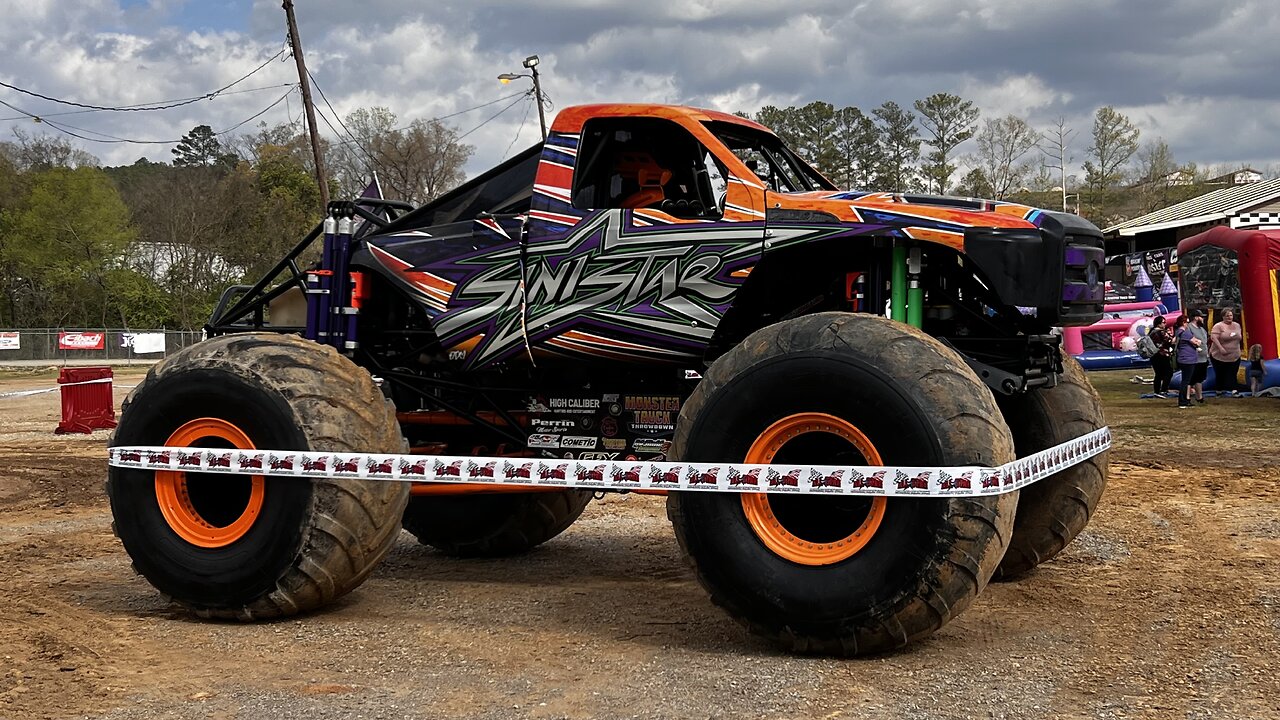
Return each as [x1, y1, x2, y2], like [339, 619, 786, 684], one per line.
[907, 247, 924, 329]
[891, 244, 908, 323]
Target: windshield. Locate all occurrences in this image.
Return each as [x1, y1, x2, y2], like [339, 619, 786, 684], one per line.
[703, 120, 835, 193]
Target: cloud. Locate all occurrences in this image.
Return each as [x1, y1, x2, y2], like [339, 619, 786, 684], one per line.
[2, 0, 1277, 183]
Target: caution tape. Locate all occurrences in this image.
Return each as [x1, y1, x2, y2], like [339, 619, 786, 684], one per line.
[107, 427, 1110, 498]
[0, 378, 130, 399]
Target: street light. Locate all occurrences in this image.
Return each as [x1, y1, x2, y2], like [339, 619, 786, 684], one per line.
[498, 54, 547, 140]
[1052, 186, 1081, 214]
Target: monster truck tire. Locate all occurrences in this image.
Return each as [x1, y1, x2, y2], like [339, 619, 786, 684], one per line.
[400, 490, 592, 557]
[993, 356, 1108, 580]
[107, 333, 410, 620]
[667, 312, 1017, 656]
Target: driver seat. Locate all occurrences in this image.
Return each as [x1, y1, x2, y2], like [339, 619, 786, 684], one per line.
[614, 151, 671, 209]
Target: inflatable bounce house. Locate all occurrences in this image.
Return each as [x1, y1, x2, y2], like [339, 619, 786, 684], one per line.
[1064, 266, 1182, 370]
[1171, 225, 1280, 392]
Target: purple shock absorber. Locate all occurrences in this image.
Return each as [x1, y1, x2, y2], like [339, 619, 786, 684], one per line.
[309, 215, 338, 342]
[329, 215, 353, 350]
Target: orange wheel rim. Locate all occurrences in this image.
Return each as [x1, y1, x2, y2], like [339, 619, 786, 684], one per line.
[741, 412, 887, 566]
[154, 418, 265, 548]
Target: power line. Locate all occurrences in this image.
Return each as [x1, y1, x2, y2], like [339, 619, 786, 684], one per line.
[0, 45, 289, 113]
[0, 87, 296, 145]
[501, 94, 535, 161]
[306, 71, 360, 147]
[305, 70, 381, 175]
[456, 91, 531, 142]
[312, 102, 383, 178]
[0, 83, 299, 123]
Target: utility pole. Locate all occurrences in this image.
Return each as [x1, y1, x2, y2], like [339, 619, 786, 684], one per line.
[529, 63, 547, 140]
[283, 0, 329, 212]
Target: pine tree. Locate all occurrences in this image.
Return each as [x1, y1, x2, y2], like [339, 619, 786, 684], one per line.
[914, 93, 978, 194]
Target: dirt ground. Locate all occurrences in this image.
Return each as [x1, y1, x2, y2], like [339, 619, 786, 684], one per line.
[1, 366, 1278, 719]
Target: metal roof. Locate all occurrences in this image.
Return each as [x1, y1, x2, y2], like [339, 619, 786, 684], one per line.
[1103, 176, 1280, 236]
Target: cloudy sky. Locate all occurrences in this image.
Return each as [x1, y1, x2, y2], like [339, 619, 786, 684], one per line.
[3, 0, 1279, 184]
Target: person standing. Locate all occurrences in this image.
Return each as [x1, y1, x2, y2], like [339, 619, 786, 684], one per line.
[1174, 314, 1201, 408]
[1248, 343, 1265, 396]
[1210, 308, 1244, 394]
[1148, 315, 1175, 397]
[1189, 310, 1210, 403]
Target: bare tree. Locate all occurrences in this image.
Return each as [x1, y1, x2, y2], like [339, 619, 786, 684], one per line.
[1134, 138, 1180, 213]
[971, 115, 1039, 199]
[3, 129, 98, 171]
[1041, 117, 1076, 212]
[329, 107, 473, 205]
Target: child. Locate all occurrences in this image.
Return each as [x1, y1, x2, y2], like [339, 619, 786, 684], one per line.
[1248, 343, 1265, 396]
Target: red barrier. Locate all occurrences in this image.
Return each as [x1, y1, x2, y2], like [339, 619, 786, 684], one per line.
[54, 367, 118, 434]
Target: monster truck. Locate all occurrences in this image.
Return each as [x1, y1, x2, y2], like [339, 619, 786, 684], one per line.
[106, 104, 1108, 654]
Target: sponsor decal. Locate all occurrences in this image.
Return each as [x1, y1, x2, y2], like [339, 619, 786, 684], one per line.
[894, 470, 931, 491]
[849, 469, 887, 488]
[766, 467, 802, 490]
[58, 331, 105, 350]
[632, 438, 672, 454]
[611, 465, 644, 483]
[237, 453, 265, 472]
[177, 451, 203, 468]
[332, 455, 362, 477]
[602, 437, 627, 451]
[649, 465, 683, 485]
[399, 458, 431, 477]
[687, 466, 720, 487]
[579, 452, 619, 460]
[532, 419, 576, 432]
[624, 396, 680, 432]
[727, 467, 761, 486]
[467, 460, 498, 480]
[560, 435, 598, 450]
[205, 451, 234, 469]
[938, 471, 973, 490]
[502, 460, 535, 480]
[808, 468, 843, 490]
[269, 453, 297, 471]
[600, 416, 619, 437]
[575, 463, 609, 483]
[548, 397, 600, 414]
[365, 456, 395, 476]
[433, 459, 465, 478]
[527, 433, 560, 449]
[538, 462, 571, 485]
[300, 454, 330, 475]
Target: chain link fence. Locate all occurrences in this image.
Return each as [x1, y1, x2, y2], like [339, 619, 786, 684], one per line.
[0, 329, 205, 364]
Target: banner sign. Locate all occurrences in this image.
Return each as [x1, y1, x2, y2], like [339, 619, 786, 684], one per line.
[0, 332, 18, 350]
[121, 332, 166, 354]
[109, 428, 1112, 499]
[59, 332, 105, 350]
